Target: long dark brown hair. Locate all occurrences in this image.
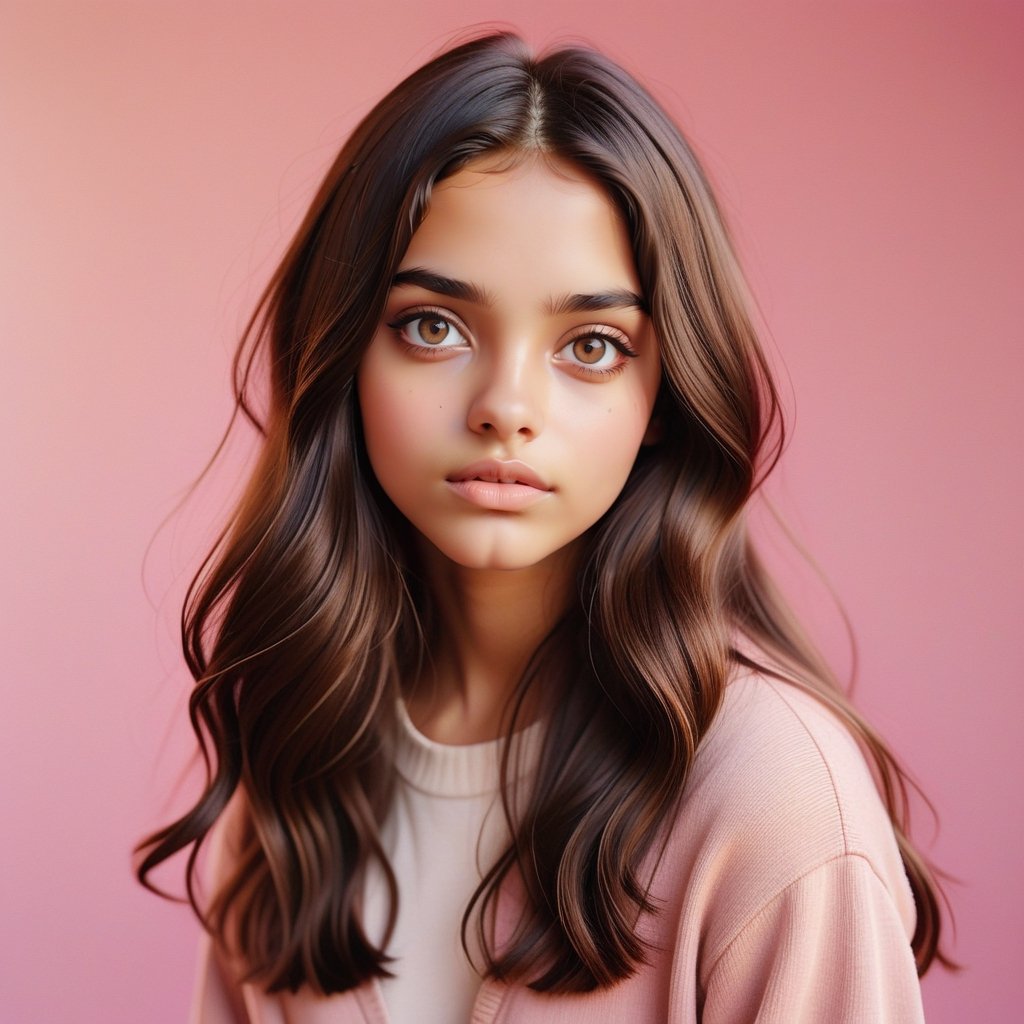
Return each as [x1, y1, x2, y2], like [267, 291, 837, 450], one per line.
[137, 31, 951, 994]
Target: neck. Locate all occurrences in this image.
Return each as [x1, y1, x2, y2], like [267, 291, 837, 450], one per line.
[406, 542, 579, 744]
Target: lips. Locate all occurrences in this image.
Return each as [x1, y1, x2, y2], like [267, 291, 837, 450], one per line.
[446, 460, 552, 491]
[444, 459, 554, 511]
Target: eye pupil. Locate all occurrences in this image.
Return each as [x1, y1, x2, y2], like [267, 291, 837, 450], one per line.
[573, 337, 606, 364]
[418, 318, 450, 344]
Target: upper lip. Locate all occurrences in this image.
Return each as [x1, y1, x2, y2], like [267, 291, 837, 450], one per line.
[447, 459, 552, 490]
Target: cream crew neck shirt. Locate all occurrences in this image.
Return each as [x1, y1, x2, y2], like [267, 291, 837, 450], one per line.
[361, 704, 544, 1024]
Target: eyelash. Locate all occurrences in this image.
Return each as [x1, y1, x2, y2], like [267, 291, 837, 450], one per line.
[386, 306, 638, 377]
[387, 306, 470, 358]
[563, 329, 637, 377]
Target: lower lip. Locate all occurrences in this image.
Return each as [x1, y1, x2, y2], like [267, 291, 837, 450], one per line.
[446, 479, 553, 511]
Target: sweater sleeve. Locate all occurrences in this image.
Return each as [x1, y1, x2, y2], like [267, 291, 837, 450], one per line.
[700, 853, 924, 1024]
[189, 930, 251, 1024]
[187, 795, 259, 1024]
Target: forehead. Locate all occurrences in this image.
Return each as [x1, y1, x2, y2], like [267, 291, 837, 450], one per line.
[400, 154, 641, 297]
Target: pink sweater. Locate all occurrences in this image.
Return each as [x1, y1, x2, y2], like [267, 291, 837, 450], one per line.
[192, 671, 925, 1022]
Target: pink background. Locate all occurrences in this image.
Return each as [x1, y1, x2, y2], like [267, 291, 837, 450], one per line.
[3, 2, 1021, 1021]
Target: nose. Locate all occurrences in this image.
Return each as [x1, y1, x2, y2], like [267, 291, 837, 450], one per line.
[466, 344, 546, 442]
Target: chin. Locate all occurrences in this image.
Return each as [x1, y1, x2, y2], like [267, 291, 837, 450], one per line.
[421, 527, 573, 574]
[434, 542, 551, 572]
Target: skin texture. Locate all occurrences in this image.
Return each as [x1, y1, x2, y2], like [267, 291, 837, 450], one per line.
[357, 154, 662, 742]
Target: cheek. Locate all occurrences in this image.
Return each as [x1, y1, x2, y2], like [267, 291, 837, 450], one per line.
[598, 418, 650, 493]
[357, 347, 452, 491]
[549, 395, 654, 524]
[362, 388, 413, 458]
[357, 349, 411, 476]
[562, 387, 655, 468]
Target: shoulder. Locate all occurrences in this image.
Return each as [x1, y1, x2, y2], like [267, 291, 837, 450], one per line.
[202, 789, 252, 890]
[685, 668, 904, 863]
[658, 667, 917, 965]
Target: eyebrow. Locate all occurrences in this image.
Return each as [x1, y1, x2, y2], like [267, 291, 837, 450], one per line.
[548, 289, 648, 316]
[392, 266, 647, 316]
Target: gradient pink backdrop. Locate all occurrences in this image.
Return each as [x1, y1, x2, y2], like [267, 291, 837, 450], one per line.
[3, 2, 1021, 1021]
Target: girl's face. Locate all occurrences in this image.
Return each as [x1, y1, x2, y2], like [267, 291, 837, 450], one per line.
[357, 154, 662, 572]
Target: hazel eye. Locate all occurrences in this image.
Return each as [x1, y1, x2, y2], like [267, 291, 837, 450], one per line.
[388, 310, 468, 350]
[572, 337, 611, 365]
[556, 331, 634, 374]
[415, 316, 453, 345]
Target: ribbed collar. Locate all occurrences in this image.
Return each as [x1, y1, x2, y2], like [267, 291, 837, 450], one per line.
[394, 702, 545, 799]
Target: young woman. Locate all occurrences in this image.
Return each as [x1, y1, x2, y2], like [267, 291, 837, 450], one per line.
[138, 31, 950, 1023]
